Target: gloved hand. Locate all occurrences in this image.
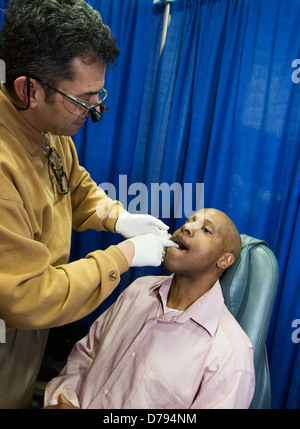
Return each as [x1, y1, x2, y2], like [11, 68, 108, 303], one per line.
[127, 233, 179, 267]
[115, 212, 169, 239]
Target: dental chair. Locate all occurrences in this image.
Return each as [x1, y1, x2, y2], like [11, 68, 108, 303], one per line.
[219, 234, 279, 409]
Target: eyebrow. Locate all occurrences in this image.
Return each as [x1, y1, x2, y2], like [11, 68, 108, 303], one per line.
[186, 215, 216, 231]
[75, 90, 102, 99]
[204, 219, 217, 231]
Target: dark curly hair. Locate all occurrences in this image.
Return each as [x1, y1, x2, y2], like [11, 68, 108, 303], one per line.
[0, 0, 119, 96]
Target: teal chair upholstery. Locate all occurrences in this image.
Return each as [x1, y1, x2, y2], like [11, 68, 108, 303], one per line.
[219, 234, 279, 409]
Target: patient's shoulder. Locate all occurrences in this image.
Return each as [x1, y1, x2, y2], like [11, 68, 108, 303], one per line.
[217, 305, 254, 371]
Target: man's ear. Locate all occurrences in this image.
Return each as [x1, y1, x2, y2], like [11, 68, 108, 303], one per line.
[14, 76, 39, 109]
[216, 252, 236, 270]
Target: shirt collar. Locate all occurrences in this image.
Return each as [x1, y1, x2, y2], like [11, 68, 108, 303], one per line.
[0, 83, 46, 154]
[150, 276, 224, 337]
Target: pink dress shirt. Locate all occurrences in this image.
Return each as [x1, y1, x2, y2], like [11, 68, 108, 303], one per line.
[44, 276, 255, 409]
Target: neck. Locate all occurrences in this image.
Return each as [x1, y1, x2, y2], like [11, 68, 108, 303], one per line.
[167, 274, 218, 311]
[21, 111, 44, 134]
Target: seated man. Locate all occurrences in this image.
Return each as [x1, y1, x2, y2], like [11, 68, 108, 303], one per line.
[44, 208, 255, 409]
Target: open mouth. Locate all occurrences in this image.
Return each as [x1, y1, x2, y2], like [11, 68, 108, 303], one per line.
[173, 238, 188, 251]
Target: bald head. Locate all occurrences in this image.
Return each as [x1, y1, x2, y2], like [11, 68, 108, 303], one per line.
[210, 209, 241, 261]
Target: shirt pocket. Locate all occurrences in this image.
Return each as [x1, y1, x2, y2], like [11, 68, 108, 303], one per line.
[122, 367, 189, 409]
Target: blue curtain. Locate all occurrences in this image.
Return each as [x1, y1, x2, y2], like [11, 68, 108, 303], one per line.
[1, 0, 299, 409]
[79, 0, 300, 409]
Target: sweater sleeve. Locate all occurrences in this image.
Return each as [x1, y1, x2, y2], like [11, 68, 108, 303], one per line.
[0, 131, 129, 330]
[0, 196, 129, 330]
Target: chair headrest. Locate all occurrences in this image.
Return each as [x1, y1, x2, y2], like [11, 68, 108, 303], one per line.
[220, 234, 267, 316]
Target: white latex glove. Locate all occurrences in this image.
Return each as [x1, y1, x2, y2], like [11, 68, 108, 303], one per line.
[115, 212, 169, 239]
[127, 233, 179, 267]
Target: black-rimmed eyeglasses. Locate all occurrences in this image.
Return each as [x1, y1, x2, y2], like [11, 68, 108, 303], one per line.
[30, 75, 108, 122]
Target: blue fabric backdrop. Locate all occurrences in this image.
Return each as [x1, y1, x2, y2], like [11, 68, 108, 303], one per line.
[1, 0, 299, 409]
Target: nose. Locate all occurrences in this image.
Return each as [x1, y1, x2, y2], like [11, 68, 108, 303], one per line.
[181, 219, 202, 235]
[87, 103, 101, 117]
[181, 223, 192, 236]
[91, 94, 101, 105]
[94, 104, 101, 113]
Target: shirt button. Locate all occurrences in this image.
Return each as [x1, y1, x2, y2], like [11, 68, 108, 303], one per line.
[131, 351, 135, 358]
[104, 388, 109, 395]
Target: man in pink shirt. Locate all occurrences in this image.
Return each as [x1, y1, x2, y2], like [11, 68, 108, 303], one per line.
[44, 208, 255, 409]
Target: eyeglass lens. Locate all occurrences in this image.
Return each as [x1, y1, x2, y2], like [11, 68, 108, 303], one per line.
[63, 98, 88, 117]
[63, 91, 107, 118]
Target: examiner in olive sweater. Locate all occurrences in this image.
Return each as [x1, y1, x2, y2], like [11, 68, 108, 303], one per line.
[0, 0, 175, 408]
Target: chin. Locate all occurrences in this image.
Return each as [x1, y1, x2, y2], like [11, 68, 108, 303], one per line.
[163, 254, 175, 272]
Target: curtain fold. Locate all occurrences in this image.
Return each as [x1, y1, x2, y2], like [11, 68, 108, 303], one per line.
[0, 0, 299, 409]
